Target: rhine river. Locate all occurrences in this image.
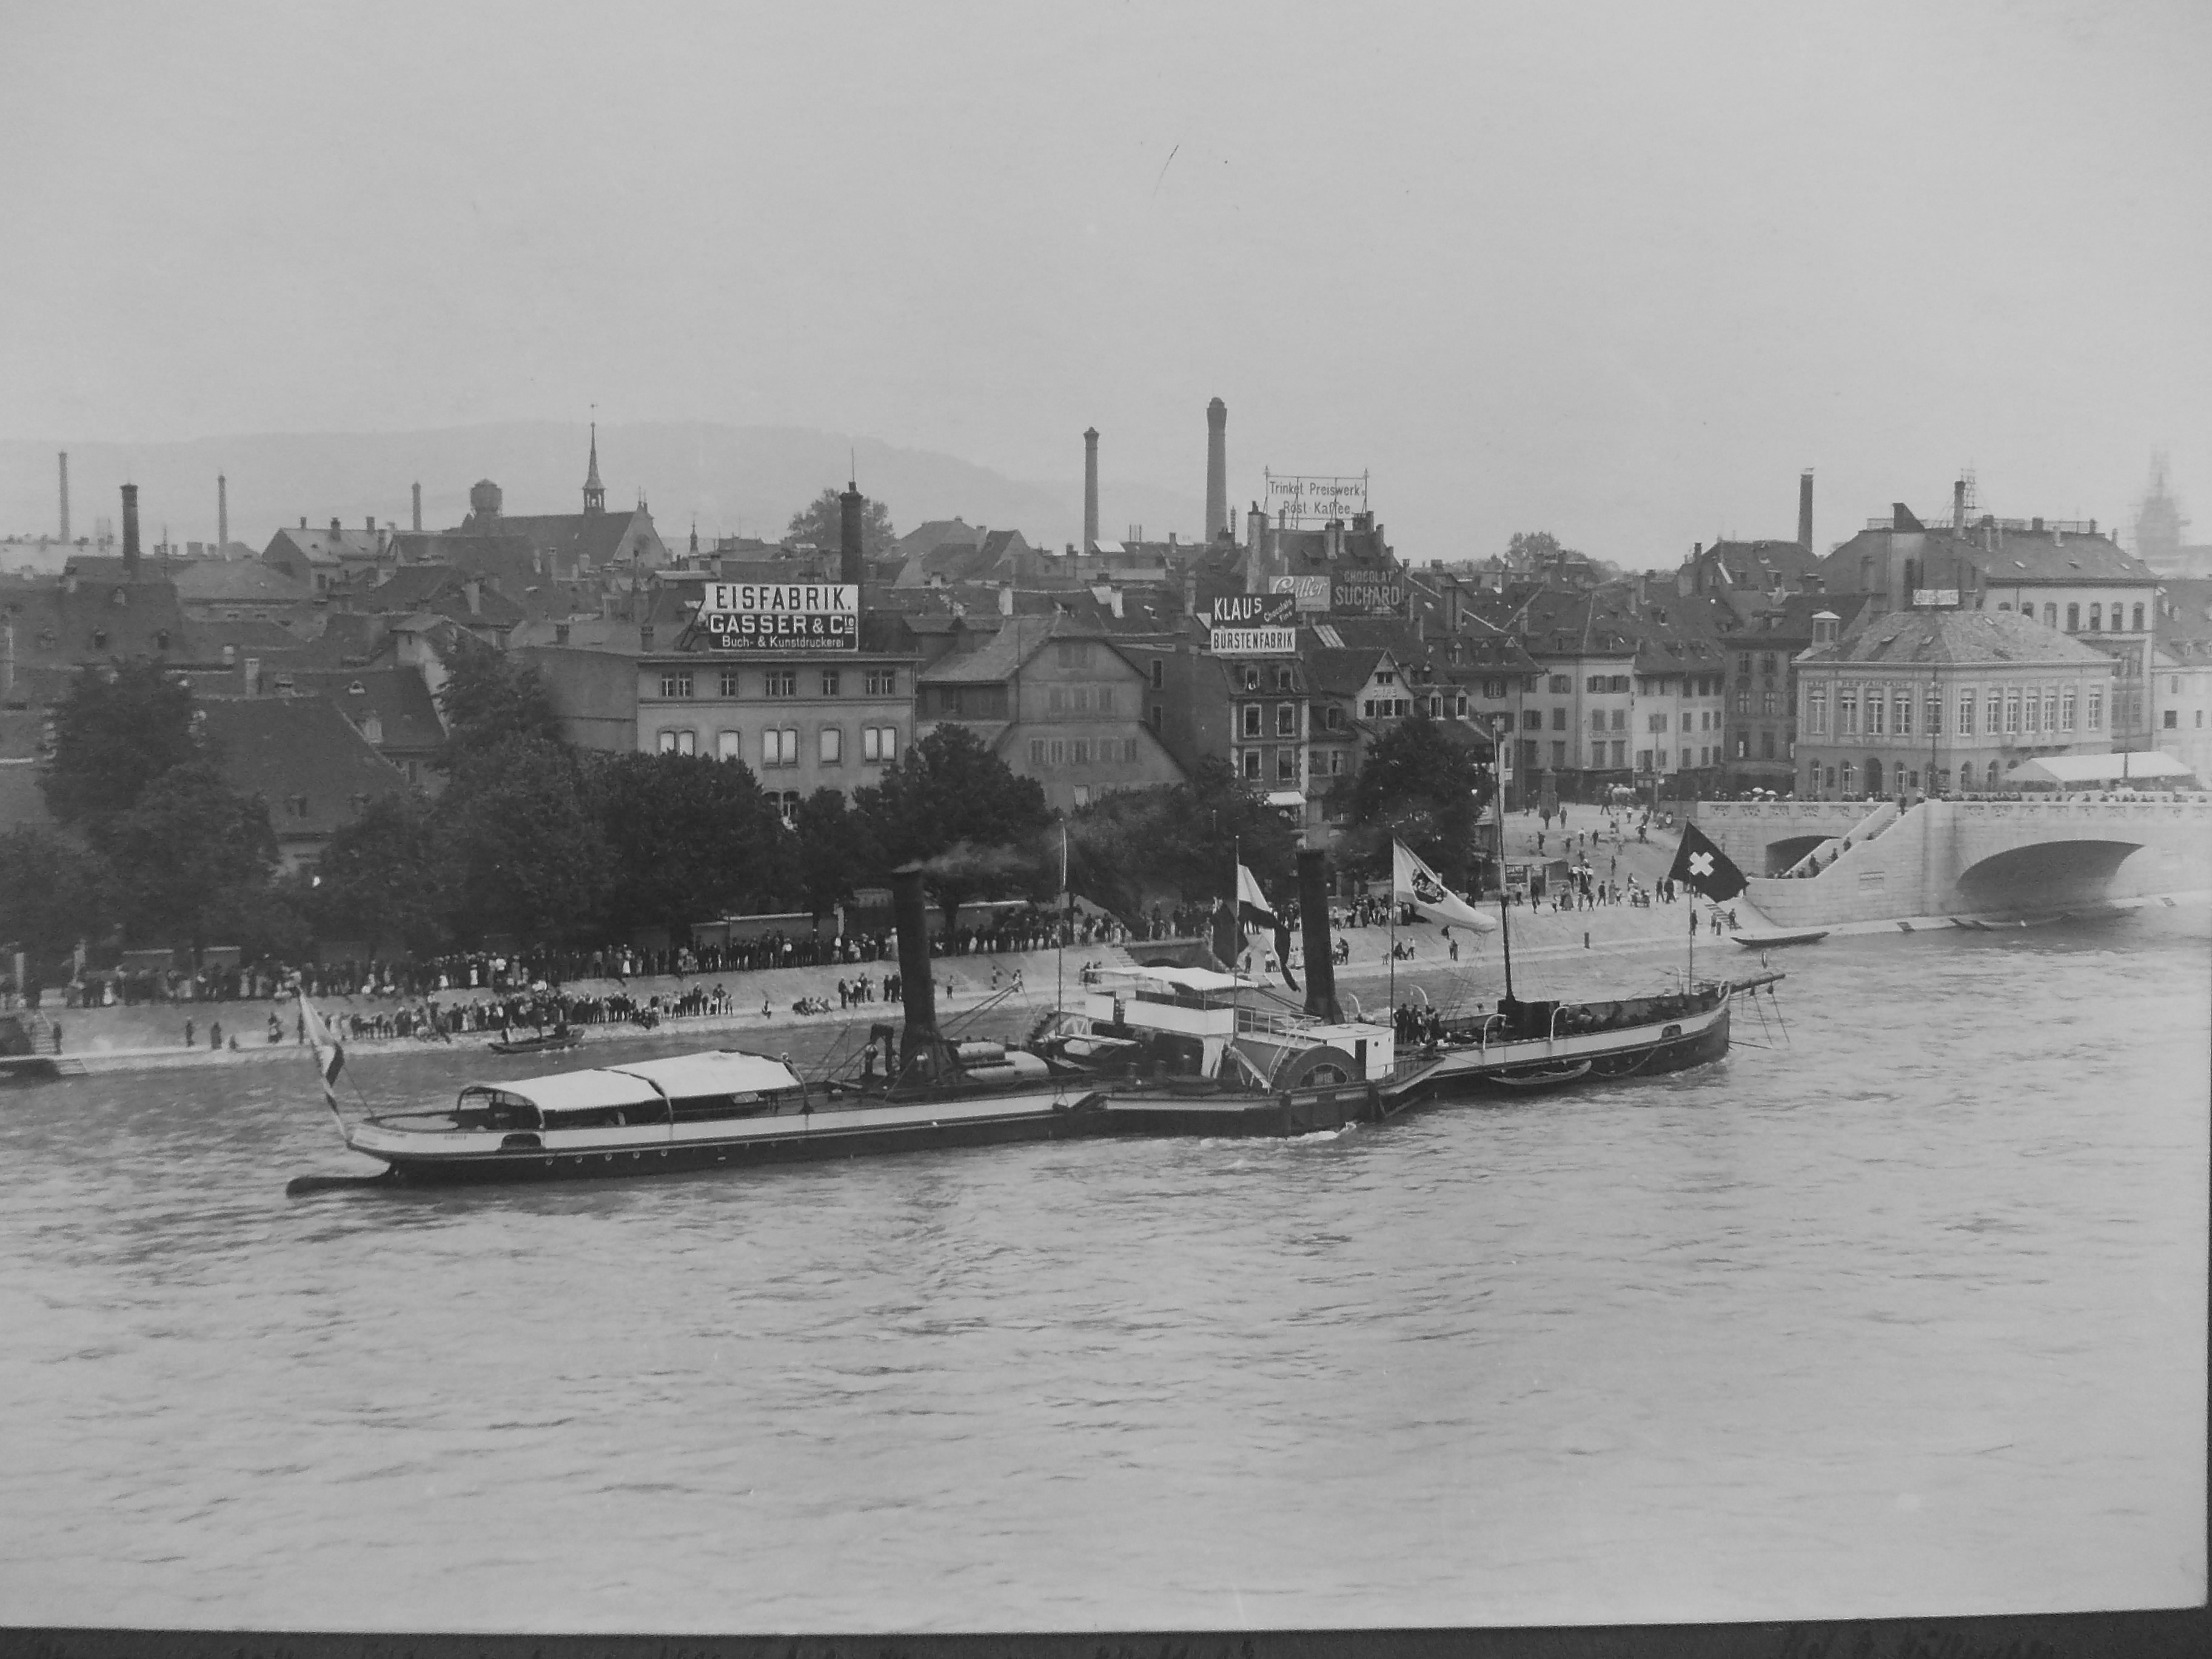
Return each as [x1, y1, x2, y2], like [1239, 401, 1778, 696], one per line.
[1, 911, 2204, 1634]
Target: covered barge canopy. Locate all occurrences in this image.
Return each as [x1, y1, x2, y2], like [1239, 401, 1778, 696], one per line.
[467, 1051, 802, 1112]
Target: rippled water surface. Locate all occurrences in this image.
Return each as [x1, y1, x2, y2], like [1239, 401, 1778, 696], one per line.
[2, 915, 2205, 1632]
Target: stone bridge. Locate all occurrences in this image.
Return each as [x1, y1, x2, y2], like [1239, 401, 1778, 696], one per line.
[1691, 797, 2212, 926]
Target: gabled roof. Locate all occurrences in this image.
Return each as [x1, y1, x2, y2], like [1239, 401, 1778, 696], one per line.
[171, 559, 314, 605]
[892, 518, 983, 561]
[287, 668, 445, 752]
[0, 577, 190, 677]
[1302, 646, 1386, 697]
[266, 525, 384, 565]
[449, 508, 659, 574]
[197, 696, 411, 839]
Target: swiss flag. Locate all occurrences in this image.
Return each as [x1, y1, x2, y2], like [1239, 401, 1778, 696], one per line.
[1667, 821, 1749, 901]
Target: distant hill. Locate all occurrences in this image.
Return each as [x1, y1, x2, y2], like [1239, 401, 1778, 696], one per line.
[0, 422, 1205, 562]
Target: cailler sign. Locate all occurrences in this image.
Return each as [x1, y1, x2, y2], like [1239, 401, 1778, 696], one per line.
[699, 582, 860, 652]
[1269, 574, 1332, 613]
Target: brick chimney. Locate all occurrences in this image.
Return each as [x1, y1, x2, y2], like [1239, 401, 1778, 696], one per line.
[58, 452, 69, 543]
[411, 481, 422, 533]
[1951, 478, 1966, 532]
[1082, 428, 1100, 553]
[1798, 469, 1814, 551]
[839, 480, 865, 591]
[1205, 397, 1228, 542]
[121, 484, 141, 580]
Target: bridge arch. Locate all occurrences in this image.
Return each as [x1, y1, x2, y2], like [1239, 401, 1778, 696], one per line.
[1763, 834, 1830, 876]
[1956, 837, 2145, 913]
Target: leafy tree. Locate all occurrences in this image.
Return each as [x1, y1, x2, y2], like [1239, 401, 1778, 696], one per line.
[792, 788, 883, 917]
[1067, 759, 1296, 918]
[432, 646, 567, 773]
[1506, 531, 1563, 568]
[854, 724, 1051, 925]
[310, 789, 448, 954]
[785, 488, 896, 557]
[585, 751, 798, 934]
[41, 662, 199, 825]
[0, 827, 109, 969]
[90, 762, 279, 949]
[1328, 710, 1492, 888]
[433, 738, 609, 945]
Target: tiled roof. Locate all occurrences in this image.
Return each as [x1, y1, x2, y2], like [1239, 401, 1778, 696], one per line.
[1804, 606, 2116, 668]
[0, 577, 190, 678]
[917, 618, 1057, 684]
[287, 668, 445, 752]
[1302, 645, 1386, 697]
[266, 526, 384, 565]
[170, 560, 313, 605]
[197, 697, 411, 839]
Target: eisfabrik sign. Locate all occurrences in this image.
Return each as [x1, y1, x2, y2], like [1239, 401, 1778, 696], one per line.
[1332, 569, 1406, 615]
[699, 582, 860, 652]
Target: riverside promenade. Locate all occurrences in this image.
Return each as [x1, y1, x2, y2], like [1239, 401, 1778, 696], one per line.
[22, 816, 1715, 1073]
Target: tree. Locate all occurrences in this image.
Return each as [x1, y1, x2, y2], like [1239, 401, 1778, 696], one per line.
[433, 646, 567, 773]
[310, 789, 448, 954]
[432, 738, 610, 945]
[41, 662, 199, 825]
[791, 788, 884, 917]
[585, 751, 798, 935]
[785, 488, 896, 557]
[853, 725, 1052, 925]
[1506, 531, 1563, 569]
[1329, 710, 1492, 888]
[90, 762, 279, 949]
[0, 827, 109, 971]
[1067, 759, 1297, 918]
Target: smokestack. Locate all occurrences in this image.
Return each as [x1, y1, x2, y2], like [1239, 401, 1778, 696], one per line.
[58, 453, 69, 543]
[121, 484, 141, 580]
[1952, 478, 1966, 532]
[1205, 397, 1228, 541]
[839, 480, 865, 591]
[1299, 848, 1339, 1023]
[1797, 469, 1814, 552]
[411, 481, 422, 533]
[891, 865, 939, 1073]
[218, 474, 228, 554]
[1082, 427, 1099, 552]
[1, 616, 13, 700]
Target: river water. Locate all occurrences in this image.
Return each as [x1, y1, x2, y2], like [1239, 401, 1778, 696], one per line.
[1, 912, 2204, 1634]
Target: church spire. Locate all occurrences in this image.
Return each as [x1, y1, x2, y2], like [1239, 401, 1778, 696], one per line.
[583, 420, 606, 514]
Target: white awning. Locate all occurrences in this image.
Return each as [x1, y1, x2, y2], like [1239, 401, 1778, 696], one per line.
[475, 1068, 665, 1113]
[1098, 965, 1252, 994]
[2010, 751, 2194, 785]
[1265, 789, 1305, 808]
[609, 1051, 800, 1099]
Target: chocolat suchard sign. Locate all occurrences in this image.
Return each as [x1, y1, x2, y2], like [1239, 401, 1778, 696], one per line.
[698, 582, 859, 652]
[1208, 592, 1298, 655]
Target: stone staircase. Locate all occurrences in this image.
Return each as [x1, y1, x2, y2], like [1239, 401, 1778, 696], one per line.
[1781, 798, 1905, 879]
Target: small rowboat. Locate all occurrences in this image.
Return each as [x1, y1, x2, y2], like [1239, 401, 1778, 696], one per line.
[1732, 928, 1828, 948]
[488, 1027, 582, 1056]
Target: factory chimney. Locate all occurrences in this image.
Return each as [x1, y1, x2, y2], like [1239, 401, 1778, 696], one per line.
[218, 474, 229, 554]
[121, 484, 141, 581]
[1082, 427, 1100, 552]
[839, 479, 866, 592]
[1797, 469, 1814, 552]
[411, 481, 423, 533]
[1952, 478, 1966, 533]
[1205, 397, 1228, 542]
[58, 453, 70, 543]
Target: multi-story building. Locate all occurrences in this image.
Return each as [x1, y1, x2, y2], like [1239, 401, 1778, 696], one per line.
[1794, 606, 2117, 799]
[2151, 577, 2212, 783]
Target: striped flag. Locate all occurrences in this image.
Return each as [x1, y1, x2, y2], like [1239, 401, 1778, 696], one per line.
[298, 992, 347, 1128]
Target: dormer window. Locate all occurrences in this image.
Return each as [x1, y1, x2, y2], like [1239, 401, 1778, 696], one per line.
[347, 680, 367, 695]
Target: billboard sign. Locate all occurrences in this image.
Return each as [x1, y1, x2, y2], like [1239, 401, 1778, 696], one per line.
[698, 582, 859, 652]
[1332, 568, 1407, 616]
[1911, 589, 1962, 609]
[1269, 574, 1331, 612]
[1264, 471, 1368, 526]
[1208, 593, 1298, 655]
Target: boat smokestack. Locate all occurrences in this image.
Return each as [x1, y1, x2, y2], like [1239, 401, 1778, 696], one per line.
[891, 865, 937, 1065]
[1299, 847, 1339, 1022]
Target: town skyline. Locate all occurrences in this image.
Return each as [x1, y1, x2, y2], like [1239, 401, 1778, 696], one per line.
[4, 1, 2205, 562]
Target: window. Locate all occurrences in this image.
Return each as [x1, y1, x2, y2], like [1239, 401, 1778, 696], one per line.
[2060, 688, 2076, 731]
[1275, 666, 1293, 692]
[1761, 691, 1778, 716]
[2043, 604, 2057, 629]
[1071, 686, 1090, 712]
[1071, 739, 1090, 765]
[1586, 675, 1605, 692]
[1242, 749, 1260, 779]
[1150, 659, 1164, 689]
[1610, 709, 1626, 731]
[1925, 687, 1940, 735]
[1242, 705, 1262, 738]
[1124, 738, 1138, 762]
[779, 791, 800, 823]
[1956, 688, 1974, 736]
[1637, 749, 1653, 773]
[1737, 653, 1752, 677]
[2042, 689, 2057, 733]
[2088, 689, 2103, 729]
[1454, 694, 1468, 717]
[1375, 670, 1395, 685]
[765, 669, 796, 697]
[2022, 689, 2039, 734]
[659, 671, 694, 699]
[1760, 730, 1775, 760]
[2163, 708, 2179, 729]
[1590, 711, 1607, 733]
[1840, 686, 1859, 735]
[1546, 740, 1563, 768]
[2066, 604, 2079, 632]
[2133, 604, 2145, 632]
[2089, 603, 2102, 631]
[1048, 687, 1064, 714]
[1986, 686, 2001, 734]
[1609, 676, 1629, 694]
[820, 671, 840, 696]
[1733, 686, 1750, 714]
[1894, 688, 1911, 737]
[1551, 706, 1567, 730]
[1276, 703, 1296, 736]
[865, 668, 897, 696]
[819, 726, 842, 763]
[1056, 641, 1094, 669]
[1277, 747, 1298, 782]
[1050, 739, 1067, 765]
[1549, 675, 1572, 693]
[862, 725, 898, 763]
[1807, 687, 1828, 734]
[1760, 654, 1777, 677]
[762, 728, 797, 766]
[1329, 748, 1346, 776]
[1589, 741, 1606, 768]
[1841, 760, 1855, 793]
[1485, 679, 1507, 700]
[1648, 712, 1668, 733]
[1737, 735, 1749, 759]
[1611, 740, 1626, 767]
[2004, 688, 2021, 734]
[1099, 686, 1116, 714]
[719, 668, 742, 697]
[657, 729, 679, 752]
[717, 729, 742, 761]
[1867, 689, 1885, 736]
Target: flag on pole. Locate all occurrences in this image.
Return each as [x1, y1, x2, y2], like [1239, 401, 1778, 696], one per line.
[1666, 822, 1749, 902]
[1392, 839, 1496, 931]
[1235, 863, 1276, 930]
[298, 991, 347, 1130]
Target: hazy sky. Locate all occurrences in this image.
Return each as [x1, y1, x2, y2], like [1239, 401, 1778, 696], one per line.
[5, 0, 2207, 561]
